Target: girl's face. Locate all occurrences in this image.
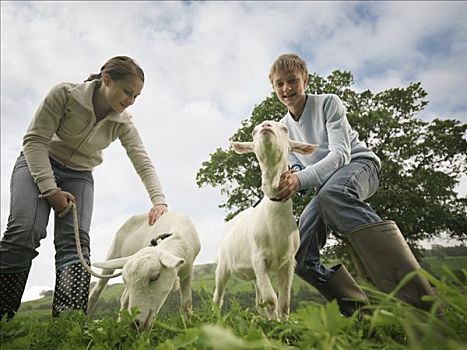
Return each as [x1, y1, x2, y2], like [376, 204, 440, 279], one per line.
[102, 74, 144, 113]
[271, 68, 308, 112]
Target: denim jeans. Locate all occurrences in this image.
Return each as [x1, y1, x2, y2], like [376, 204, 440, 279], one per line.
[295, 158, 382, 286]
[0, 153, 94, 273]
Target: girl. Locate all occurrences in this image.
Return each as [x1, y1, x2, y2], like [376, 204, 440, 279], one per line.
[0, 56, 168, 318]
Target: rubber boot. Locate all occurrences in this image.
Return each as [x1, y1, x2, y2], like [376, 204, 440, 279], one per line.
[52, 263, 90, 317]
[0, 270, 29, 320]
[314, 264, 369, 317]
[347, 220, 435, 311]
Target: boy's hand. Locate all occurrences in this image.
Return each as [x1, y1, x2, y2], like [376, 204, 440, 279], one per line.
[148, 204, 168, 225]
[276, 170, 301, 201]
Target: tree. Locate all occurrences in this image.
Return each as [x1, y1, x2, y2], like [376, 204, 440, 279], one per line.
[196, 70, 467, 256]
[39, 289, 54, 298]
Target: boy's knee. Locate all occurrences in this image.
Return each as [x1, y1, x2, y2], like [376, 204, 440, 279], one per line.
[316, 185, 356, 219]
[316, 185, 339, 206]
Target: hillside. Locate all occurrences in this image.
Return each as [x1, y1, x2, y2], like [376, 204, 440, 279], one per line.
[18, 262, 324, 317]
[18, 254, 466, 317]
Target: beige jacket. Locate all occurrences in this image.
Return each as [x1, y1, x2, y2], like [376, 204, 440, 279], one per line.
[22, 80, 166, 206]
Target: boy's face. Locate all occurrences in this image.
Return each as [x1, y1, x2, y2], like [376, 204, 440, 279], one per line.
[271, 68, 308, 111]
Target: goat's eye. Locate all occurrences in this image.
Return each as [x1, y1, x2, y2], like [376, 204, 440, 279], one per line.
[149, 273, 160, 283]
[252, 130, 258, 136]
[281, 126, 288, 132]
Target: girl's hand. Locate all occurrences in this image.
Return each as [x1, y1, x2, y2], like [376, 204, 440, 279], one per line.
[47, 190, 76, 213]
[148, 204, 168, 225]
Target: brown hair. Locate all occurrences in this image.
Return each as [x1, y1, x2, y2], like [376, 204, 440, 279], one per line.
[85, 56, 145, 83]
[269, 53, 308, 84]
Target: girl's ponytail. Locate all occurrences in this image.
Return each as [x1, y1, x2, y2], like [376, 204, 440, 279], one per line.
[84, 72, 102, 82]
[85, 56, 144, 83]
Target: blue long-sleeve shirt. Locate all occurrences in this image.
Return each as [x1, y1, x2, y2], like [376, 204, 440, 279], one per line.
[280, 94, 381, 190]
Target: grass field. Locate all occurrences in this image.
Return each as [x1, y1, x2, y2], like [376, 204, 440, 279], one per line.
[2, 257, 465, 349]
[421, 256, 467, 278]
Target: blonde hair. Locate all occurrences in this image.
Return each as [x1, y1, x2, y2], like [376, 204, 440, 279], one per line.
[269, 53, 308, 84]
[85, 56, 145, 83]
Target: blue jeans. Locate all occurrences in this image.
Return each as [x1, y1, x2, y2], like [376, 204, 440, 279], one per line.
[0, 153, 94, 273]
[295, 158, 382, 285]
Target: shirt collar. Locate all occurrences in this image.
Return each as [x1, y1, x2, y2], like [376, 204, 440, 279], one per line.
[68, 80, 132, 123]
[286, 94, 311, 125]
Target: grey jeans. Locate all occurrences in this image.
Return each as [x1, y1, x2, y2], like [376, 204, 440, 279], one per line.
[295, 158, 382, 285]
[0, 153, 94, 273]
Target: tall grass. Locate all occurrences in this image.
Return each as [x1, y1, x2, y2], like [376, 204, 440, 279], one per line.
[1, 268, 465, 350]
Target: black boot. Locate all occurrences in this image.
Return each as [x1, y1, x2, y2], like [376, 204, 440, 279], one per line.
[314, 264, 369, 317]
[0, 270, 29, 320]
[348, 220, 435, 311]
[52, 263, 90, 317]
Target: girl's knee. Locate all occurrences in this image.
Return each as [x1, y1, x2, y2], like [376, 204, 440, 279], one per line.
[3, 222, 46, 251]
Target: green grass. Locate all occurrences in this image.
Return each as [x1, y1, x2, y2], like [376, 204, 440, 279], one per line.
[2, 274, 466, 350]
[421, 256, 467, 279]
[3, 260, 466, 349]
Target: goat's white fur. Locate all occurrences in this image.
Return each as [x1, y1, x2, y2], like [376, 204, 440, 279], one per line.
[88, 212, 201, 330]
[213, 120, 318, 321]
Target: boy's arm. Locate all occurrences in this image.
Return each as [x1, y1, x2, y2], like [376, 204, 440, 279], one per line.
[295, 95, 351, 190]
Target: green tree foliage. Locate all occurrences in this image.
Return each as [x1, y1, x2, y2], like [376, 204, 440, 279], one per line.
[39, 290, 53, 298]
[196, 70, 467, 248]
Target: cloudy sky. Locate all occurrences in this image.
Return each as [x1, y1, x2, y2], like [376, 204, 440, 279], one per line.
[1, 1, 466, 302]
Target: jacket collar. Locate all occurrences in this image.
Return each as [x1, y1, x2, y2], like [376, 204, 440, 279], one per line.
[68, 80, 132, 124]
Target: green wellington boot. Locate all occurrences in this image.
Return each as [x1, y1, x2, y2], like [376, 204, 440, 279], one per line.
[314, 264, 369, 317]
[348, 220, 435, 311]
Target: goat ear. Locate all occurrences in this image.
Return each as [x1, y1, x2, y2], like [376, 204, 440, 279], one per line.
[231, 141, 255, 154]
[289, 140, 319, 155]
[160, 252, 185, 269]
[93, 257, 129, 270]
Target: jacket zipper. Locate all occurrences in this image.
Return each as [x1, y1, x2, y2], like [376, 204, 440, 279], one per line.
[64, 119, 104, 167]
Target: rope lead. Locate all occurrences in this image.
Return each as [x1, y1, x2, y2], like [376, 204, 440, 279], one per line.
[59, 202, 122, 279]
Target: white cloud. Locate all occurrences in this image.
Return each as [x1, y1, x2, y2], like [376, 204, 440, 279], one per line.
[22, 285, 53, 302]
[1, 1, 465, 302]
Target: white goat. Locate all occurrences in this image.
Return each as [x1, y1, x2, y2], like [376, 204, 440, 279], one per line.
[213, 120, 318, 321]
[88, 212, 201, 330]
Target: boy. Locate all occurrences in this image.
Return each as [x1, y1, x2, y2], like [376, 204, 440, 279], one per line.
[270, 53, 435, 316]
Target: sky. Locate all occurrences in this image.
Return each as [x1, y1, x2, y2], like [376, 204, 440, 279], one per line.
[1, 1, 466, 302]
